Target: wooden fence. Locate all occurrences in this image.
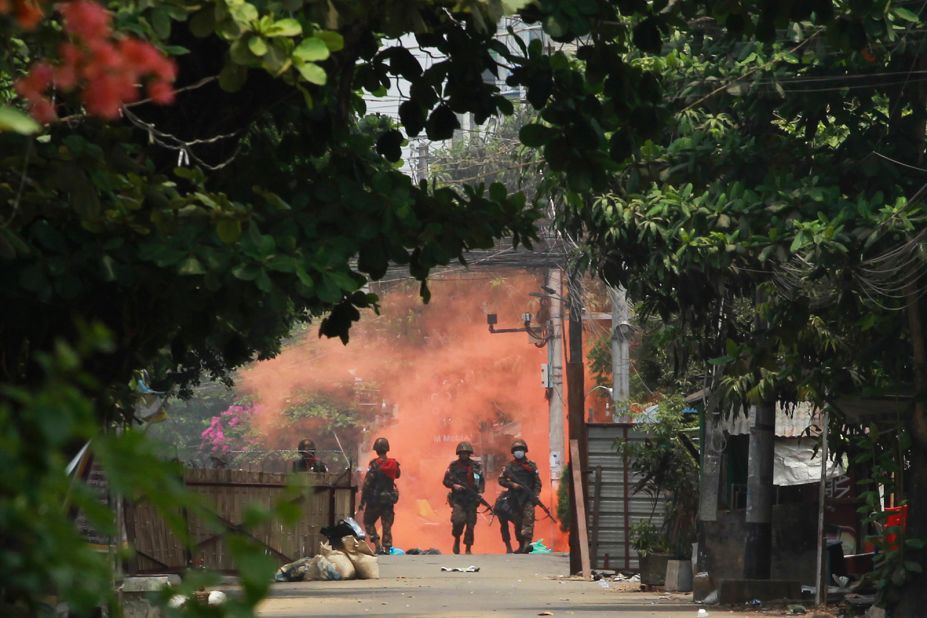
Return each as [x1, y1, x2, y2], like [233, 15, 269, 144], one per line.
[125, 468, 356, 573]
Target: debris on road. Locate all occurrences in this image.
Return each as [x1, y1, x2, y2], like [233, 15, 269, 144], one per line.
[441, 565, 480, 572]
[786, 604, 807, 615]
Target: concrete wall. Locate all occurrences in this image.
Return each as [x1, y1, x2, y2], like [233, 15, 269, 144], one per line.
[702, 503, 818, 583]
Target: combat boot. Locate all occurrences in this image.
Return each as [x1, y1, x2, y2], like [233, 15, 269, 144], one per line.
[452, 538, 460, 554]
[517, 538, 532, 554]
[465, 545, 472, 555]
[504, 540, 513, 554]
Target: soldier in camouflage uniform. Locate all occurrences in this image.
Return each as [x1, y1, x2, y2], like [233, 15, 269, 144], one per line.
[292, 438, 328, 473]
[442, 441, 485, 555]
[497, 438, 542, 554]
[359, 437, 400, 554]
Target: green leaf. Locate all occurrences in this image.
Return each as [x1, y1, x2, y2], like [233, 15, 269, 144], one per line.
[894, 7, 920, 23]
[189, 8, 215, 37]
[519, 123, 551, 147]
[216, 220, 242, 243]
[0, 106, 40, 134]
[151, 8, 172, 39]
[219, 62, 249, 92]
[178, 256, 206, 275]
[248, 35, 268, 56]
[425, 104, 460, 141]
[316, 30, 344, 51]
[297, 62, 327, 85]
[376, 130, 403, 162]
[293, 37, 330, 62]
[265, 17, 302, 37]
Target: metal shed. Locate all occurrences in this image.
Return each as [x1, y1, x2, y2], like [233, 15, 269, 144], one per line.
[586, 423, 669, 571]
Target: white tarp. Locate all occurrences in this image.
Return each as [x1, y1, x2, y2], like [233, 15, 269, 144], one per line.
[774, 439, 844, 486]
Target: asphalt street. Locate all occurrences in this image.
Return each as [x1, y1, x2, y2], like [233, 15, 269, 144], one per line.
[256, 552, 705, 618]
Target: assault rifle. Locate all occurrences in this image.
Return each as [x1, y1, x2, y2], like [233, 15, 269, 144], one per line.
[530, 494, 557, 523]
[507, 483, 557, 523]
[448, 470, 494, 516]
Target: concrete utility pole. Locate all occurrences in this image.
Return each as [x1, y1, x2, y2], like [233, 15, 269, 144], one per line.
[744, 401, 775, 579]
[416, 140, 429, 183]
[608, 286, 630, 416]
[546, 268, 565, 488]
[567, 268, 588, 576]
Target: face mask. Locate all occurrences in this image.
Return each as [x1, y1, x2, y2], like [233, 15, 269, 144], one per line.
[513, 450, 526, 459]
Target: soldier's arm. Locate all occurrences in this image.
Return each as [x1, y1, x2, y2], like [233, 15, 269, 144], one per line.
[498, 467, 517, 489]
[442, 465, 455, 489]
[477, 468, 486, 494]
[395, 461, 401, 479]
[532, 468, 542, 495]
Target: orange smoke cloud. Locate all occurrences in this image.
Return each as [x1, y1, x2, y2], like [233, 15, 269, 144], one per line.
[237, 272, 566, 553]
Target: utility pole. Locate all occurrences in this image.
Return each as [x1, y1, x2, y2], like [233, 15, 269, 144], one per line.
[416, 140, 429, 183]
[744, 400, 775, 579]
[567, 268, 588, 575]
[547, 268, 565, 489]
[608, 286, 630, 417]
[744, 289, 775, 580]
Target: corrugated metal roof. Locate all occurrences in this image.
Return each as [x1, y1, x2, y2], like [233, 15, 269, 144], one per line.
[719, 402, 821, 438]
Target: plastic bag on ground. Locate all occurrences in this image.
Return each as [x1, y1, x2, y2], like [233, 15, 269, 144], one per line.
[529, 539, 552, 554]
[341, 535, 380, 580]
[275, 557, 313, 582]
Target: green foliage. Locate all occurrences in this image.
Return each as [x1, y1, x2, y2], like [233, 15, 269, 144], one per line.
[851, 424, 924, 607]
[629, 519, 669, 558]
[615, 396, 698, 558]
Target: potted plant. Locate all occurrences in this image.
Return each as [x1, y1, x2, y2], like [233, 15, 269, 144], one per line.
[630, 520, 672, 586]
[617, 396, 699, 587]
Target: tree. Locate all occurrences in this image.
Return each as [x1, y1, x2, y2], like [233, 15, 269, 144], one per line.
[557, 10, 927, 612]
[2, 0, 914, 613]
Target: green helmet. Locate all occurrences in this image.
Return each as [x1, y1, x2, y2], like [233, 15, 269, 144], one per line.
[511, 438, 528, 453]
[373, 437, 390, 453]
[456, 441, 474, 455]
[298, 439, 316, 452]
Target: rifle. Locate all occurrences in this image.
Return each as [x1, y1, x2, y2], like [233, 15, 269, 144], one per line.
[530, 494, 557, 523]
[448, 468, 494, 516]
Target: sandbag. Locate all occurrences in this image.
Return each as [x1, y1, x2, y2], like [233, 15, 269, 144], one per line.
[319, 541, 356, 580]
[341, 535, 380, 580]
[315, 555, 342, 581]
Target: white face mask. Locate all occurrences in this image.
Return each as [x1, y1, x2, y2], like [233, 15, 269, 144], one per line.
[513, 450, 526, 460]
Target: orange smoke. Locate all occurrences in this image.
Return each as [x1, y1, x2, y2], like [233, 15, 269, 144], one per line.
[237, 272, 567, 553]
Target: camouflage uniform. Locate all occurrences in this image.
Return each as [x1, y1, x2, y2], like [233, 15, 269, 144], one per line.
[498, 457, 542, 552]
[360, 456, 400, 552]
[442, 458, 485, 549]
[292, 454, 327, 473]
[292, 439, 328, 473]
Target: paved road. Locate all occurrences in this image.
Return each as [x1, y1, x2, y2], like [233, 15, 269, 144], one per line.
[256, 553, 702, 617]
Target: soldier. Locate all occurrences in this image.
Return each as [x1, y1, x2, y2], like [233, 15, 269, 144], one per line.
[359, 437, 400, 554]
[497, 438, 542, 554]
[442, 441, 485, 555]
[292, 438, 328, 473]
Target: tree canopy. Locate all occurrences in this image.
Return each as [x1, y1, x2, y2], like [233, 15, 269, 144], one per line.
[5, 0, 927, 614]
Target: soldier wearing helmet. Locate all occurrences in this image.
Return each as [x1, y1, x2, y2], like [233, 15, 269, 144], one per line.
[442, 441, 485, 554]
[497, 438, 542, 553]
[292, 438, 328, 473]
[359, 437, 400, 554]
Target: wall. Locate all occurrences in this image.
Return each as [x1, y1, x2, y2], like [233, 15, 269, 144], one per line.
[702, 503, 819, 583]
